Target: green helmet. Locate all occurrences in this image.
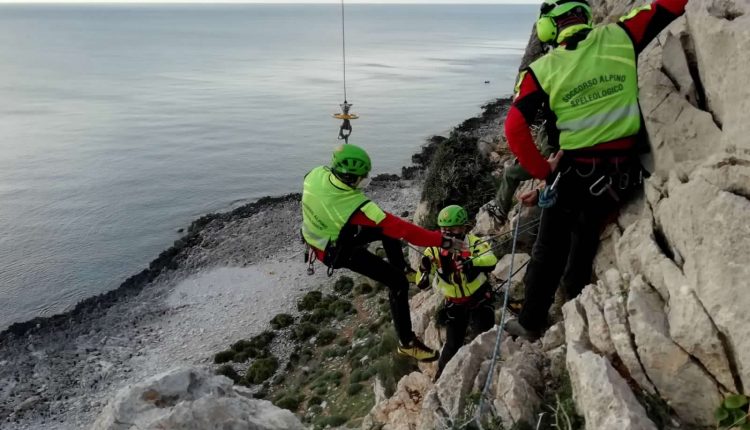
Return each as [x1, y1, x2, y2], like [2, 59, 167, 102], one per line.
[437, 205, 469, 227]
[331, 144, 371, 177]
[536, 0, 592, 43]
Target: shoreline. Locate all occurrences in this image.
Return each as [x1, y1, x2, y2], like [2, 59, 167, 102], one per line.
[0, 96, 510, 342]
[0, 96, 511, 430]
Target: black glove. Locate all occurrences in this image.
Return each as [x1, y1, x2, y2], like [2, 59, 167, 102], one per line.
[417, 271, 431, 290]
[457, 257, 473, 272]
[420, 256, 432, 272]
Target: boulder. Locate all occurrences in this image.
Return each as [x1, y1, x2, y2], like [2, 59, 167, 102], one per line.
[362, 372, 432, 430]
[419, 329, 515, 429]
[579, 285, 617, 358]
[627, 277, 722, 426]
[491, 343, 544, 427]
[686, 0, 750, 152]
[655, 156, 750, 390]
[563, 300, 657, 430]
[492, 253, 530, 301]
[90, 367, 305, 430]
[599, 271, 657, 394]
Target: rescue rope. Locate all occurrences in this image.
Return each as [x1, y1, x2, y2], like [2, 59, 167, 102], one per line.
[333, 0, 357, 143]
[340, 0, 348, 103]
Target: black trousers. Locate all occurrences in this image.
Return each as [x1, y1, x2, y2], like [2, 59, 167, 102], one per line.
[436, 285, 495, 376]
[519, 159, 639, 332]
[325, 225, 414, 345]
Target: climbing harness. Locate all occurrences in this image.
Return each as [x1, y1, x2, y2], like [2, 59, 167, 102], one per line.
[332, 0, 358, 143]
[305, 245, 317, 275]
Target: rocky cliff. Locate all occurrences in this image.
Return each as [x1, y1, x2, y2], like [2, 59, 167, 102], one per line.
[364, 0, 750, 429]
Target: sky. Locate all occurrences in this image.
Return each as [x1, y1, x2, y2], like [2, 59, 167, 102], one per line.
[0, 0, 539, 3]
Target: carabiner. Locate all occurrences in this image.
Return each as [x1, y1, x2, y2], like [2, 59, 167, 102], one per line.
[589, 175, 613, 196]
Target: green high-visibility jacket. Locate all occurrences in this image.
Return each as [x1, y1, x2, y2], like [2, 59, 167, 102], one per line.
[529, 24, 641, 150]
[301, 166, 385, 250]
[417, 234, 498, 299]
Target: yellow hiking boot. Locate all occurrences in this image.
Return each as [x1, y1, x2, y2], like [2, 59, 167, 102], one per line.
[397, 336, 439, 362]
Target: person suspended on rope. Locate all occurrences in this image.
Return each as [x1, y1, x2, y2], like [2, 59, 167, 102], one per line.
[502, 0, 689, 341]
[416, 205, 498, 380]
[301, 144, 466, 362]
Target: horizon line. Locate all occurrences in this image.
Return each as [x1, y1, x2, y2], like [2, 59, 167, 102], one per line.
[0, 1, 539, 4]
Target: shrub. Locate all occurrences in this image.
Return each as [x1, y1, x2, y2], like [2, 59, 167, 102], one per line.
[354, 283, 373, 295]
[347, 383, 364, 396]
[420, 133, 497, 230]
[375, 330, 399, 358]
[292, 322, 319, 341]
[715, 394, 749, 430]
[375, 354, 418, 397]
[330, 299, 354, 318]
[214, 350, 236, 364]
[250, 331, 275, 349]
[215, 364, 240, 383]
[274, 392, 304, 411]
[304, 308, 335, 324]
[322, 345, 347, 358]
[314, 415, 348, 428]
[308, 395, 323, 406]
[351, 367, 376, 383]
[333, 276, 355, 295]
[270, 313, 294, 330]
[245, 357, 279, 384]
[231, 340, 254, 352]
[316, 329, 337, 346]
[298, 290, 323, 311]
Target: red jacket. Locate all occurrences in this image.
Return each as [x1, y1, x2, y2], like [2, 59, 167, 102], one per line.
[312, 211, 443, 261]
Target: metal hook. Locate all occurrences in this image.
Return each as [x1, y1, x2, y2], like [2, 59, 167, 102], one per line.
[575, 159, 597, 178]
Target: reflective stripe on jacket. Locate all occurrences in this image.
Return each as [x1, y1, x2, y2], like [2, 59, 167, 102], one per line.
[418, 234, 498, 299]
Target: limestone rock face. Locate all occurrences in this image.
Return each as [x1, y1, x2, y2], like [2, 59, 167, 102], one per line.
[627, 277, 722, 427]
[425, 329, 502, 423]
[655, 157, 750, 389]
[491, 253, 530, 301]
[382, 1, 750, 429]
[563, 300, 657, 430]
[491, 342, 544, 427]
[362, 372, 432, 430]
[90, 368, 305, 430]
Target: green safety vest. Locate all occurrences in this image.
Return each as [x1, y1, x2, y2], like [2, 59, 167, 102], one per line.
[301, 166, 386, 250]
[529, 24, 641, 150]
[419, 235, 498, 300]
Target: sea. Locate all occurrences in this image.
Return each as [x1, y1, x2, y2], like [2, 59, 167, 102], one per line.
[0, 3, 537, 331]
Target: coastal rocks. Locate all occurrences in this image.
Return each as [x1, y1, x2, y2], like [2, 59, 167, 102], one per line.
[655, 156, 750, 389]
[426, 329, 501, 422]
[563, 300, 657, 430]
[627, 277, 722, 426]
[491, 342, 544, 427]
[686, 0, 750, 151]
[472, 203, 505, 236]
[90, 367, 304, 430]
[638, 17, 721, 177]
[361, 372, 432, 430]
[491, 253, 530, 302]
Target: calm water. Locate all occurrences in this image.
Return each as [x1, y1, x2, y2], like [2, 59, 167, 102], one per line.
[0, 4, 536, 330]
